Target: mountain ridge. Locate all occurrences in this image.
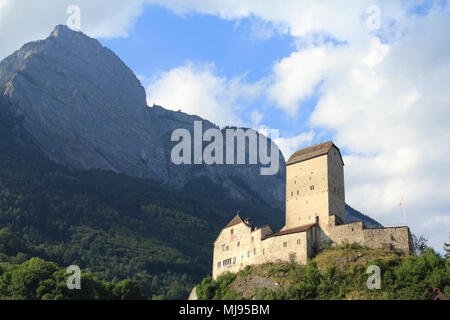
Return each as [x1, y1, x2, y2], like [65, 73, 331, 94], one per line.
[0, 24, 286, 210]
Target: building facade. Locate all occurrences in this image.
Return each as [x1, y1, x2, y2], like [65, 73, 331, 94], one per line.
[212, 141, 413, 279]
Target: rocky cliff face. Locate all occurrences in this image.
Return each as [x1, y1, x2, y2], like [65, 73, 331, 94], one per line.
[0, 25, 285, 208]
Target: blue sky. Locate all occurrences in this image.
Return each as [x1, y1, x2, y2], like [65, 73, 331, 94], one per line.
[102, 5, 294, 82]
[101, 4, 330, 154]
[0, 0, 448, 251]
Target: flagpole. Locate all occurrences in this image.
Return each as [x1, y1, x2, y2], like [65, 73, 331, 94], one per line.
[400, 196, 407, 226]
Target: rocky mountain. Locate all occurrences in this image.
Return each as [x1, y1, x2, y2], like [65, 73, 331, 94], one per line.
[0, 25, 384, 228]
[0, 25, 285, 209]
[345, 204, 383, 229]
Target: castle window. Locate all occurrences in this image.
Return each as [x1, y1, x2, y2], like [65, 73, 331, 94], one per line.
[231, 229, 234, 235]
[226, 246, 229, 251]
[291, 192, 293, 197]
[297, 190, 299, 195]
[294, 180, 296, 184]
[237, 241, 240, 247]
[247, 251, 250, 257]
[217, 261, 221, 268]
[310, 185, 314, 191]
[233, 257, 236, 264]
[223, 258, 232, 266]
[253, 248, 256, 255]
[333, 186, 336, 193]
[297, 239, 301, 245]
[283, 242, 288, 248]
[251, 236, 254, 242]
[263, 249, 265, 255]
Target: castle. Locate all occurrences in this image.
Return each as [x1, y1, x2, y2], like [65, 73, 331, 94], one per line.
[213, 141, 413, 279]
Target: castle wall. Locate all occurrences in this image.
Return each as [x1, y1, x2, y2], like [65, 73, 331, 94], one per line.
[260, 232, 309, 265]
[325, 216, 412, 253]
[327, 218, 366, 245]
[363, 227, 412, 253]
[213, 222, 311, 279]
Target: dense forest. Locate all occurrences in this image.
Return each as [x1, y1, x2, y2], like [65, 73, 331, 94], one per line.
[196, 243, 450, 300]
[0, 99, 283, 299]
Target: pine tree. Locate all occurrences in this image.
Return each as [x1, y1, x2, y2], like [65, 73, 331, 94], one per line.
[444, 236, 450, 261]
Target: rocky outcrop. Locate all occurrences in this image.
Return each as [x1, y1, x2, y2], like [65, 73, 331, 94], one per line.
[0, 25, 285, 209]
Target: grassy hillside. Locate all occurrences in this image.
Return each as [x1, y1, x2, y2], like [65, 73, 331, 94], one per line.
[196, 244, 450, 300]
[0, 100, 284, 299]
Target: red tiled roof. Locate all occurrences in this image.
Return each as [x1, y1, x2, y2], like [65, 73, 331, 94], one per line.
[269, 223, 317, 238]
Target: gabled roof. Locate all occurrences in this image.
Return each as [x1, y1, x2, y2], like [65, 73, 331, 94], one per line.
[286, 141, 344, 166]
[224, 214, 244, 229]
[269, 223, 317, 238]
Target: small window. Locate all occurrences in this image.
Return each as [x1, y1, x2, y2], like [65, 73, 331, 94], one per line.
[251, 236, 254, 242]
[333, 186, 336, 192]
[231, 229, 234, 235]
[253, 248, 256, 255]
[226, 246, 229, 251]
[247, 251, 250, 257]
[217, 261, 221, 268]
[294, 180, 296, 184]
[233, 257, 236, 264]
[283, 242, 288, 248]
[297, 190, 299, 195]
[237, 241, 240, 247]
[291, 192, 293, 196]
[297, 239, 301, 245]
[310, 185, 315, 191]
[263, 249, 265, 255]
[222, 245, 225, 252]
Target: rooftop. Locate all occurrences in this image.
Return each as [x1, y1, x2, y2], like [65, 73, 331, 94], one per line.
[286, 141, 343, 166]
[269, 223, 317, 238]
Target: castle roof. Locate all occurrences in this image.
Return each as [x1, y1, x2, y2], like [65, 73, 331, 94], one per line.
[224, 214, 244, 229]
[286, 141, 344, 166]
[269, 223, 317, 238]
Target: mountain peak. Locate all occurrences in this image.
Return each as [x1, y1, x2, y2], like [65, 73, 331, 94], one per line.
[50, 24, 79, 38]
[0, 26, 287, 209]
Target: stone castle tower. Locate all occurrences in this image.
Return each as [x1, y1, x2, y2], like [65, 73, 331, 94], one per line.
[285, 141, 345, 232]
[212, 141, 412, 279]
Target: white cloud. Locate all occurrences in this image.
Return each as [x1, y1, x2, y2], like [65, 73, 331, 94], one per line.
[0, 0, 146, 60]
[144, 0, 450, 251]
[144, 63, 263, 127]
[274, 131, 315, 160]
